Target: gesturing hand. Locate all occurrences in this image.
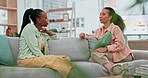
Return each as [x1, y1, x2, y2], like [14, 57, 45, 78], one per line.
[79, 33, 85, 39]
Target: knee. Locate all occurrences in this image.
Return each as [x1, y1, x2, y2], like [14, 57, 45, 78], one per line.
[64, 56, 71, 61]
[61, 56, 71, 62]
[56, 55, 71, 61]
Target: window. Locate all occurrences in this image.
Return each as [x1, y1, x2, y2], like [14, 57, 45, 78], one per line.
[76, 17, 85, 28]
[100, 0, 148, 40]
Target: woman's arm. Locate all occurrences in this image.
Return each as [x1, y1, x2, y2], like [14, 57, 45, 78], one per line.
[23, 30, 44, 56]
[42, 28, 56, 36]
[93, 47, 108, 53]
[41, 28, 59, 40]
[79, 29, 100, 39]
[107, 26, 126, 52]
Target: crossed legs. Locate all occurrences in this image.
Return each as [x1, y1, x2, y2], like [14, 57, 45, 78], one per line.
[90, 52, 131, 75]
[90, 52, 114, 75]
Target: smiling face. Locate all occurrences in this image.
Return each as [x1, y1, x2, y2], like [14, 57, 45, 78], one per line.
[99, 9, 112, 24]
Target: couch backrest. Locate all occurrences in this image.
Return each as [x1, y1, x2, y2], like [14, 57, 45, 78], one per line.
[7, 37, 148, 63]
[48, 38, 90, 61]
[8, 37, 19, 63]
[132, 50, 148, 60]
[8, 37, 90, 62]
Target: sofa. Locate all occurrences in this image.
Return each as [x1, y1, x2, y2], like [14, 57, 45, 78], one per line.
[0, 37, 148, 78]
[128, 40, 148, 50]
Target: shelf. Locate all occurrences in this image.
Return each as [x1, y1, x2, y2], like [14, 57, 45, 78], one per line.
[0, 24, 17, 27]
[49, 19, 72, 23]
[47, 2, 76, 37]
[0, 0, 6, 7]
[47, 8, 72, 12]
[0, 0, 18, 36]
[0, 6, 17, 11]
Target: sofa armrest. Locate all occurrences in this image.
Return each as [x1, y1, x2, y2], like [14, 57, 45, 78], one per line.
[132, 50, 148, 60]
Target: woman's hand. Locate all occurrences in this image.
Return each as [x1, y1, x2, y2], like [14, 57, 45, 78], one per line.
[79, 33, 85, 39]
[41, 27, 47, 32]
[93, 47, 108, 53]
[41, 28, 56, 36]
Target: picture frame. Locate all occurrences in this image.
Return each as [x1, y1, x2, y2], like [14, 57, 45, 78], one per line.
[63, 13, 69, 21]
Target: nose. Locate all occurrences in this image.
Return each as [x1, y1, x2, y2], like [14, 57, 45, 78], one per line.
[99, 16, 102, 20]
[100, 14, 102, 18]
[100, 14, 103, 19]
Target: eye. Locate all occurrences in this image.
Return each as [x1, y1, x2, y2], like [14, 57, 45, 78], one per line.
[102, 13, 106, 16]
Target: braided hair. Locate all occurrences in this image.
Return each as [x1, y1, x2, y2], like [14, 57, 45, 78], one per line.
[19, 8, 44, 36]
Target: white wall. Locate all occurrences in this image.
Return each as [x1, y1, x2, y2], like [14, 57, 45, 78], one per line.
[68, 0, 100, 37]
[17, 0, 43, 33]
[18, 0, 102, 36]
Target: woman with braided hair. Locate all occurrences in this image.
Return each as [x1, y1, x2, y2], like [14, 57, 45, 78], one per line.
[17, 8, 88, 78]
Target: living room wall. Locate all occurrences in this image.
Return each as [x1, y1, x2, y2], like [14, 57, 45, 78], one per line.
[17, 0, 43, 33]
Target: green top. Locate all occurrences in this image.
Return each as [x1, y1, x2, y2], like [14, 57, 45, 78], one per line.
[18, 23, 58, 59]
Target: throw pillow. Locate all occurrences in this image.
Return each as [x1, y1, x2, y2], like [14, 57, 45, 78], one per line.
[87, 36, 98, 50]
[0, 35, 15, 66]
[91, 31, 112, 50]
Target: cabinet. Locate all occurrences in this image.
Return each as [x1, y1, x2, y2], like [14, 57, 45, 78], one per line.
[0, 0, 17, 36]
[47, 2, 76, 37]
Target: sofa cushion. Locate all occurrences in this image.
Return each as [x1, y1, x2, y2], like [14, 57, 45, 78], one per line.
[0, 35, 15, 66]
[0, 66, 56, 78]
[8, 37, 19, 65]
[48, 38, 90, 61]
[132, 50, 148, 60]
[73, 61, 109, 77]
[126, 59, 148, 75]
